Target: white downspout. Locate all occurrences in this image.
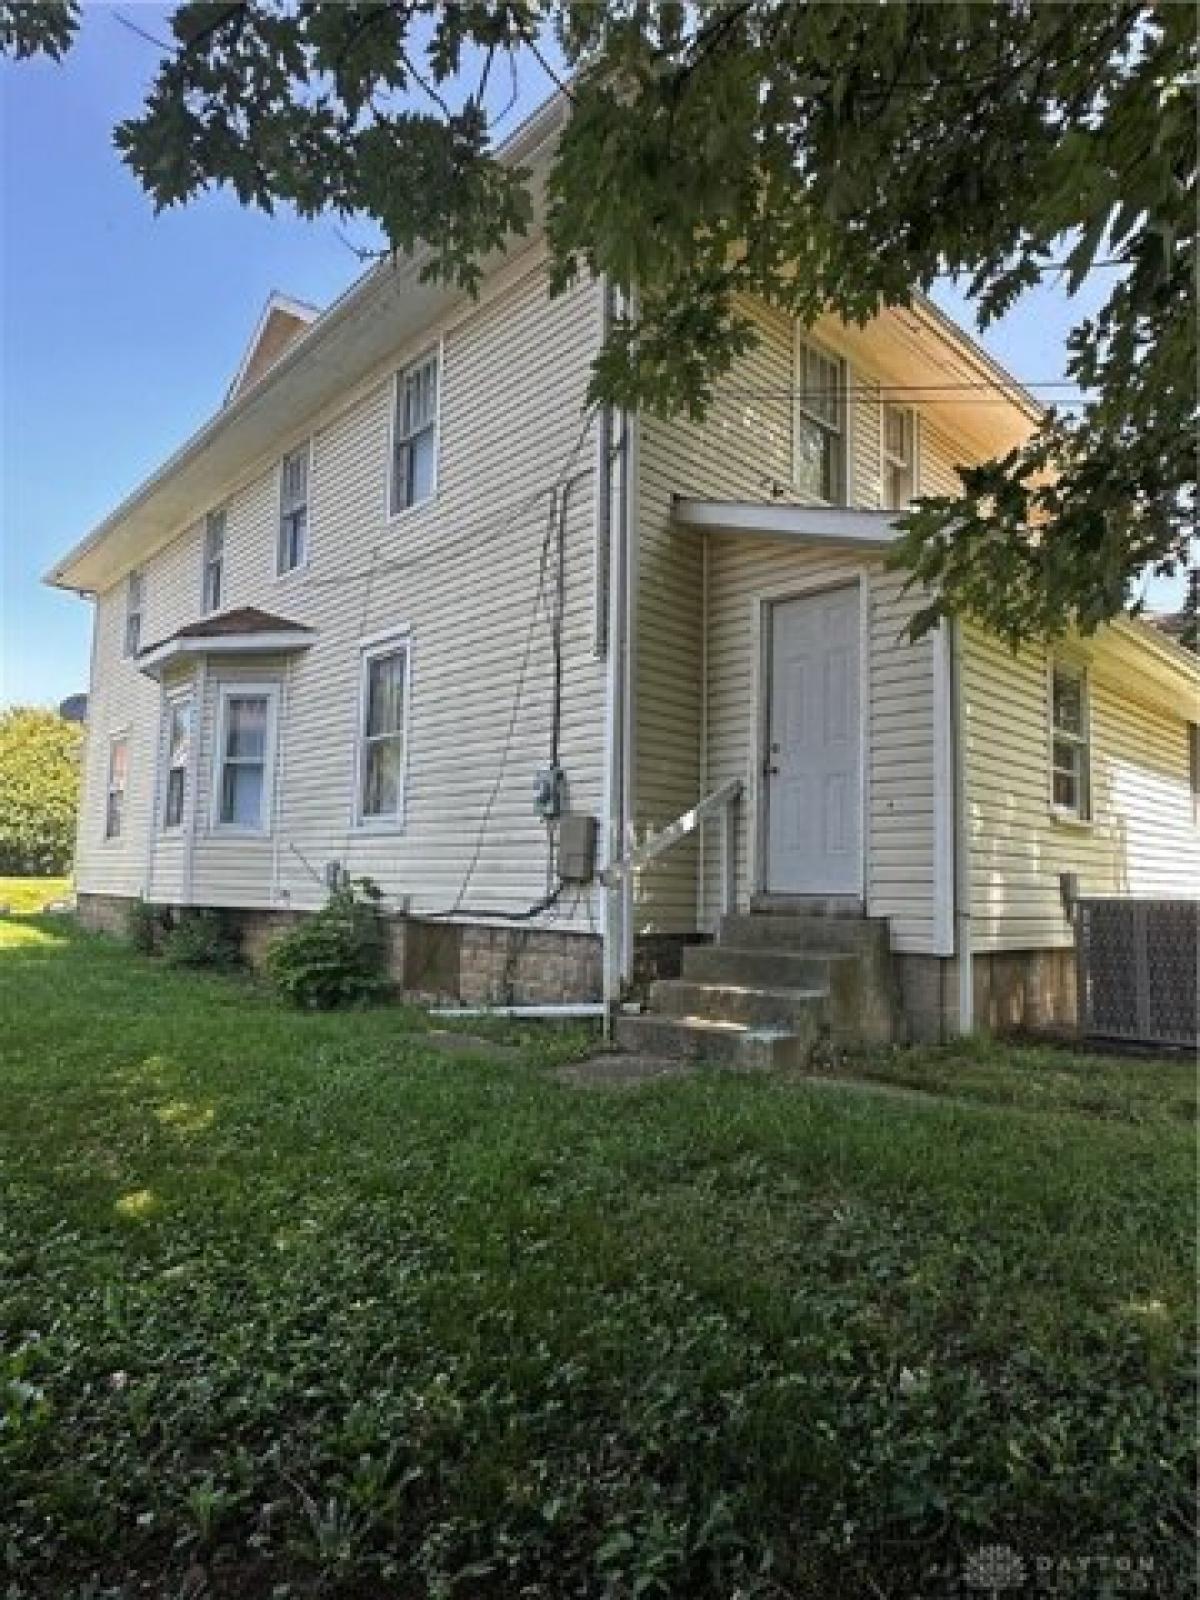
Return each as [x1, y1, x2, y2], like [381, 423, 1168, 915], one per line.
[951, 618, 974, 1032]
[600, 282, 625, 1030]
[620, 325, 638, 986]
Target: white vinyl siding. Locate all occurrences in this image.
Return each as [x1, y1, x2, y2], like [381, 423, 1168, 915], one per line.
[356, 635, 410, 826]
[202, 510, 225, 613]
[963, 623, 1200, 952]
[277, 446, 310, 574]
[389, 351, 439, 515]
[636, 299, 934, 943]
[73, 255, 606, 930]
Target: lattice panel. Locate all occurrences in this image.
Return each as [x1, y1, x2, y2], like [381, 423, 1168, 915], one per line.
[1077, 899, 1199, 1048]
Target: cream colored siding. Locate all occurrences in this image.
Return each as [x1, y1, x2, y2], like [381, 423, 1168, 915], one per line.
[636, 301, 945, 946]
[75, 255, 606, 928]
[963, 624, 1200, 951]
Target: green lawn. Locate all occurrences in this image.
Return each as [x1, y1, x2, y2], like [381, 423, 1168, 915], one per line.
[0, 875, 71, 914]
[1, 917, 1193, 1599]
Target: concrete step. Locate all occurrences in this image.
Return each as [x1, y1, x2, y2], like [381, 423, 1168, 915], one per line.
[649, 977, 829, 1030]
[612, 1012, 818, 1071]
[717, 912, 891, 956]
[683, 943, 853, 990]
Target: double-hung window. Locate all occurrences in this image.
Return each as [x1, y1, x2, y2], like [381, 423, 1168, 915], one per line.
[202, 510, 225, 613]
[357, 636, 410, 825]
[1189, 722, 1199, 827]
[390, 351, 439, 515]
[105, 734, 129, 839]
[1050, 658, 1090, 819]
[124, 571, 144, 657]
[278, 446, 310, 574]
[794, 338, 845, 504]
[160, 695, 192, 831]
[882, 402, 916, 509]
[215, 688, 275, 832]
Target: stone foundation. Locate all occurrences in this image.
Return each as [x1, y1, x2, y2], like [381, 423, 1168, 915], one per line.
[895, 947, 1078, 1043]
[75, 893, 601, 1006]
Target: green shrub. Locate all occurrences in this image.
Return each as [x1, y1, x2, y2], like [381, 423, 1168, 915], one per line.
[265, 879, 388, 1009]
[125, 896, 163, 955]
[160, 909, 241, 970]
[0, 708, 82, 875]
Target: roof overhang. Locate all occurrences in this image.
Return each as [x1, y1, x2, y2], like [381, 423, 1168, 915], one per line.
[138, 626, 316, 679]
[673, 497, 900, 550]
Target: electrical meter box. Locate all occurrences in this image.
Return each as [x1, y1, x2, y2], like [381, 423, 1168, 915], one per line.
[557, 813, 597, 883]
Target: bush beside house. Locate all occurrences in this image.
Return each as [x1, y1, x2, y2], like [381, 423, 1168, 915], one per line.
[0, 707, 82, 875]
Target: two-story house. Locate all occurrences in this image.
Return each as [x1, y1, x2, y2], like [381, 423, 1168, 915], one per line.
[47, 93, 1200, 1057]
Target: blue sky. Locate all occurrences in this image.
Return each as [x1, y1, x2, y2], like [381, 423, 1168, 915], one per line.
[0, 8, 1181, 710]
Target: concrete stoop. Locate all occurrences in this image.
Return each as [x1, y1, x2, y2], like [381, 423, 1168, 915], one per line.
[614, 909, 898, 1070]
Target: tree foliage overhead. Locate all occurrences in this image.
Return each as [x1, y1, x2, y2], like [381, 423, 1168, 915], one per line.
[4, 1, 1194, 644]
[0, 707, 83, 875]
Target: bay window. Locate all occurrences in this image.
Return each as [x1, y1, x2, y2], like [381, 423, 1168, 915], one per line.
[160, 695, 192, 831]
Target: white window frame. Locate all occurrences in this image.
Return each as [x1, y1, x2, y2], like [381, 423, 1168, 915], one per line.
[104, 731, 130, 841]
[202, 509, 226, 614]
[881, 401, 917, 510]
[1189, 722, 1199, 828]
[353, 630, 412, 831]
[211, 682, 279, 837]
[276, 442, 312, 577]
[123, 571, 144, 658]
[159, 691, 193, 833]
[387, 346, 441, 520]
[1048, 655, 1092, 823]
[793, 333, 846, 506]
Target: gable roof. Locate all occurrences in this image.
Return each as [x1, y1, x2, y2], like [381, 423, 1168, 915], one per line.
[225, 293, 320, 405]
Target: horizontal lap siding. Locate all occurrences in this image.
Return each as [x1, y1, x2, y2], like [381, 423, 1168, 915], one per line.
[638, 301, 938, 948]
[963, 624, 1200, 951]
[76, 257, 606, 927]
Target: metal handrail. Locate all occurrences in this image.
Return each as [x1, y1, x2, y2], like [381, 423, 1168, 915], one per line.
[601, 777, 743, 915]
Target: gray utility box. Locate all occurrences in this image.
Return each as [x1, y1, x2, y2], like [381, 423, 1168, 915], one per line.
[558, 813, 598, 883]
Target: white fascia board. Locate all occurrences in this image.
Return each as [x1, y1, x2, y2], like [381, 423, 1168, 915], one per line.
[673, 497, 900, 550]
[138, 629, 315, 679]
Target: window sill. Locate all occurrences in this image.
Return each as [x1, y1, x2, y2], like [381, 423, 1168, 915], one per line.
[386, 493, 438, 528]
[275, 560, 309, 584]
[208, 826, 272, 840]
[1048, 807, 1094, 832]
[352, 817, 407, 836]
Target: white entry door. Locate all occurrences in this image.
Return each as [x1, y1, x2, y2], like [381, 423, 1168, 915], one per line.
[764, 586, 862, 895]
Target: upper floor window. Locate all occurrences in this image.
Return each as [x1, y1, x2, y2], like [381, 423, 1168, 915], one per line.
[215, 686, 277, 832]
[123, 570, 144, 657]
[105, 733, 129, 839]
[278, 445, 310, 575]
[202, 510, 226, 613]
[160, 695, 193, 831]
[794, 338, 844, 504]
[1189, 722, 1199, 827]
[1050, 658, 1090, 820]
[390, 351, 439, 515]
[356, 635, 410, 825]
[882, 402, 915, 509]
